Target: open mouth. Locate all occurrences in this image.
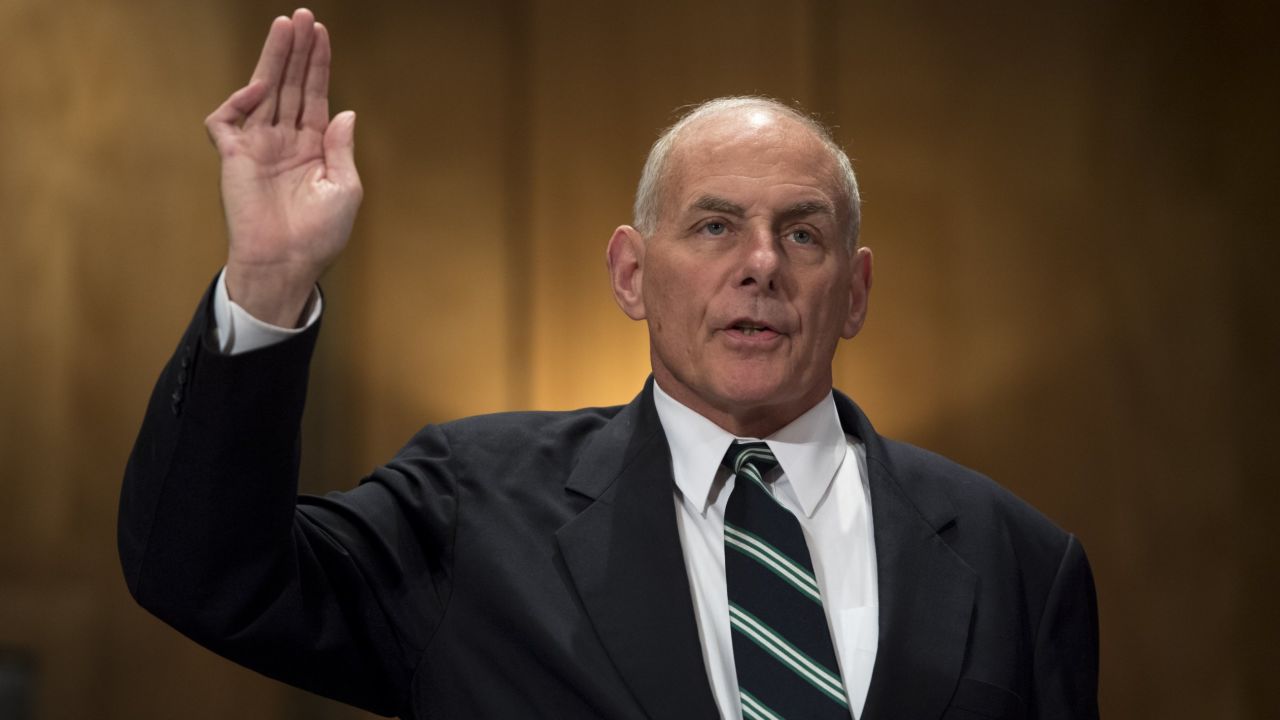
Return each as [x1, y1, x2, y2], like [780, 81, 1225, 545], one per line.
[730, 322, 777, 337]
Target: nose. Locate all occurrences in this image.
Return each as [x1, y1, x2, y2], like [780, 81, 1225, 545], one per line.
[737, 226, 782, 292]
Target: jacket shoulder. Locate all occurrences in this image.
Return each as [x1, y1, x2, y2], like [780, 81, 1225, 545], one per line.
[440, 404, 625, 447]
[383, 404, 629, 487]
[878, 437, 1072, 556]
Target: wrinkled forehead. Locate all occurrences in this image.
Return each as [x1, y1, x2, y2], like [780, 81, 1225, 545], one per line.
[664, 110, 844, 210]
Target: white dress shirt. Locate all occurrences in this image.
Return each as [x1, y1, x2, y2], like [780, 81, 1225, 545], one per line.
[653, 382, 878, 719]
[211, 270, 322, 355]
[211, 270, 879, 718]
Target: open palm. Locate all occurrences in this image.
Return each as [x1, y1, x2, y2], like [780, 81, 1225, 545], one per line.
[206, 9, 361, 326]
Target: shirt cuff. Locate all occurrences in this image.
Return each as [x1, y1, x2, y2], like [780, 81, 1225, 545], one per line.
[212, 269, 323, 356]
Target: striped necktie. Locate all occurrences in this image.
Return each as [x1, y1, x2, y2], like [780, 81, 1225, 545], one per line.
[723, 441, 851, 720]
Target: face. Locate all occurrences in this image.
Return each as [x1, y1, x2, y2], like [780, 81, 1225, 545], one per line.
[608, 110, 873, 437]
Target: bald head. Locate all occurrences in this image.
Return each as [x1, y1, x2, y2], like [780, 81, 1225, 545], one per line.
[633, 97, 861, 248]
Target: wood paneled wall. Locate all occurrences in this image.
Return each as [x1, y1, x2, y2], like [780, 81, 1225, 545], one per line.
[1, 1, 1275, 718]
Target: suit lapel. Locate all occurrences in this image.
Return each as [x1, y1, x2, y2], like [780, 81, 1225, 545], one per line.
[557, 380, 720, 720]
[833, 393, 977, 719]
[555, 385, 975, 720]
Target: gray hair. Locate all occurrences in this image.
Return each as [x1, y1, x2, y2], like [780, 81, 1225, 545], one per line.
[632, 96, 861, 248]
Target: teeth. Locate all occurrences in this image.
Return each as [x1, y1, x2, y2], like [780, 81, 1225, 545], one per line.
[738, 325, 764, 336]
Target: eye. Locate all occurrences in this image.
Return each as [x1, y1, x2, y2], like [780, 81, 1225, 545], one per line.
[787, 229, 814, 245]
[703, 221, 728, 236]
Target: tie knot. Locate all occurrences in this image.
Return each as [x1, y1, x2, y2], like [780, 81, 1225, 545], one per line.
[723, 441, 780, 481]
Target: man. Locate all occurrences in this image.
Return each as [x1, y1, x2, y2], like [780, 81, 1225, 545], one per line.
[119, 8, 1099, 720]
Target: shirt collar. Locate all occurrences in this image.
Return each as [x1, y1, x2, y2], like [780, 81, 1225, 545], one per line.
[652, 381, 847, 518]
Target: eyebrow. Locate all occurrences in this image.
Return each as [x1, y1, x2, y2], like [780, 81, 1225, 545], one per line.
[690, 195, 746, 217]
[777, 200, 837, 223]
[687, 195, 837, 223]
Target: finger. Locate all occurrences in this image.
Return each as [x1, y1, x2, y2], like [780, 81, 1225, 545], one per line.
[245, 15, 294, 126]
[300, 22, 331, 132]
[205, 79, 270, 148]
[323, 111, 361, 188]
[277, 8, 316, 127]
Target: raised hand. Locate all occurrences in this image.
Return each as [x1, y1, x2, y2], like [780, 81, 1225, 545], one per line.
[205, 8, 361, 327]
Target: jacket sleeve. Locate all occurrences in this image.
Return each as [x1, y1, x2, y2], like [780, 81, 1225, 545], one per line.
[1033, 534, 1101, 719]
[118, 280, 456, 717]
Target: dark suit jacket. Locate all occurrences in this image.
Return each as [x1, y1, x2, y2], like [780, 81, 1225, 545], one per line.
[119, 285, 1099, 719]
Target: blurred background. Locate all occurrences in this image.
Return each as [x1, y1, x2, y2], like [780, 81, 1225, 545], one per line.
[1, 0, 1276, 718]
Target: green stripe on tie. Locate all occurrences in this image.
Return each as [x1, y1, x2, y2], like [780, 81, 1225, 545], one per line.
[740, 689, 785, 720]
[724, 523, 821, 602]
[729, 603, 849, 707]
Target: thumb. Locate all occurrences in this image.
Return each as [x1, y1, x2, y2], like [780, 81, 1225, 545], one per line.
[324, 111, 360, 187]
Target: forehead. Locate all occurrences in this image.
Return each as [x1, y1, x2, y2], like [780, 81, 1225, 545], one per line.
[665, 110, 841, 212]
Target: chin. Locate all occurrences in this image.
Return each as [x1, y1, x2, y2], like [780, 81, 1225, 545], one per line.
[707, 368, 800, 411]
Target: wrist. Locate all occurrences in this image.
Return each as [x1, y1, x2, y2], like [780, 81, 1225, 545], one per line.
[224, 261, 320, 328]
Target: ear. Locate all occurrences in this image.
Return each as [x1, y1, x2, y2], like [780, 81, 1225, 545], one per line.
[841, 246, 873, 338]
[607, 225, 647, 320]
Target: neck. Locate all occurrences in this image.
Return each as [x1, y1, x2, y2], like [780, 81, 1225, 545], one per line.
[651, 376, 829, 439]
